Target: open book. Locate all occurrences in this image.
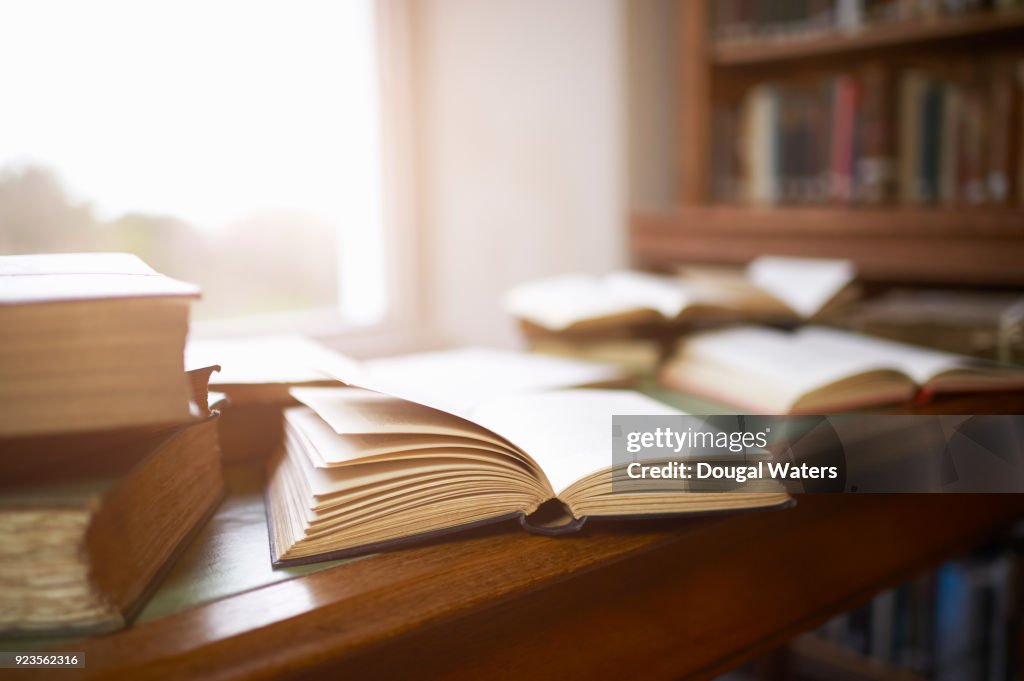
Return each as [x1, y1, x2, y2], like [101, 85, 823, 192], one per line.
[505, 256, 857, 333]
[266, 386, 791, 565]
[660, 325, 1024, 414]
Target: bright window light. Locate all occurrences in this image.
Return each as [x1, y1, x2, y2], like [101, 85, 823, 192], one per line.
[0, 0, 387, 324]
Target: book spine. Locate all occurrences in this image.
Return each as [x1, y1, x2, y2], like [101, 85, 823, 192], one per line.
[745, 84, 781, 204]
[1017, 59, 1024, 206]
[939, 81, 962, 204]
[902, 571, 937, 675]
[836, 0, 864, 31]
[778, 86, 797, 203]
[831, 74, 858, 201]
[987, 58, 1013, 205]
[796, 87, 815, 202]
[740, 86, 757, 203]
[816, 78, 834, 202]
[983, 556, 1012, 681]
[920, 78, 943, 204]
[711, 102, 741, 203]
[857, 62, 895, 203]
[899, 70, 926, 204]
[870, 588, 896, 663]
[961, 73, 988, 204]
[934, 562, 971, 681]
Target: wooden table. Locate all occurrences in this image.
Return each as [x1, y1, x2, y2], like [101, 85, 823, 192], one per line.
[20, 493, 1024, 681]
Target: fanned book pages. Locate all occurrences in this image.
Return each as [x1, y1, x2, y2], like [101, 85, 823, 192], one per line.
[0, 371, 224, 636]
[266, 385, 791, 565]
[660, 325, 1024, 415]
[0, 252, 199, 437]
[504, 256, 857, 333]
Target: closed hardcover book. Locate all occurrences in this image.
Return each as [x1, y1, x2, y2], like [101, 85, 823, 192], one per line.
[0, 253, 199, 438]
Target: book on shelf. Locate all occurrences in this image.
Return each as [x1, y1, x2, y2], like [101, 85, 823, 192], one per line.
[898, 64, 1011, 206]
[0, 252, 199, 438]
[729, 65, 898, 205]
[660, 325, 1024, 414]
[857, 62, 897, 203]
[0, 370, 225, 636]
[817, 548, 1016, 679]
[505, 257, 858, 334]
[266, 384, 791, 565]
[715, 54, 1023, 207]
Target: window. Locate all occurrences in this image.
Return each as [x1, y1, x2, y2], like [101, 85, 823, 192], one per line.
[0, 0, 389, 327]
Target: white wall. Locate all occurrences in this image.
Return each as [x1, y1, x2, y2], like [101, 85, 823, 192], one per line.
[410, 0, 628, 347]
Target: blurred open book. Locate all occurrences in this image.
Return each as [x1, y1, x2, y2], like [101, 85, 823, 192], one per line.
[505, 256, 858, 335]
[661, 326, 1024, 415]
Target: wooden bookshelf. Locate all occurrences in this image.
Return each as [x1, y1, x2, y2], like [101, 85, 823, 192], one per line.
[638, 2, 1024, 288]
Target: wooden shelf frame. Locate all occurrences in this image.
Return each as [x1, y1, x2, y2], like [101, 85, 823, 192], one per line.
[632, 205, 1024, 286]
[712, 9, 1024, 66]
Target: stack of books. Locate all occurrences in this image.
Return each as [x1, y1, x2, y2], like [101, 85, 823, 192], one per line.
[0, 253, 224, 635]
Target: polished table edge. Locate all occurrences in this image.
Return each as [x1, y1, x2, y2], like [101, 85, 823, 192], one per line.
[28, 495, 1024, 681]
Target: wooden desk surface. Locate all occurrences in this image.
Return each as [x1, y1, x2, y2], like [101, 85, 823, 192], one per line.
[23, 494, 1024, 681]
